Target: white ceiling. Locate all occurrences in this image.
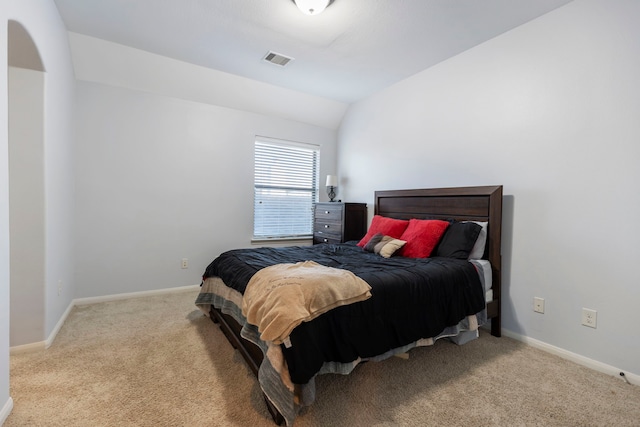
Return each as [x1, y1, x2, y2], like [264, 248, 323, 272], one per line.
[53, 0, 573, 104]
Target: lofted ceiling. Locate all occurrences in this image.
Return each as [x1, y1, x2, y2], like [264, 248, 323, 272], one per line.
[54, 0, 573, 104]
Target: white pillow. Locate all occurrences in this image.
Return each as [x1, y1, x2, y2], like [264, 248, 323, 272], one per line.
[465, 221, 487, 259]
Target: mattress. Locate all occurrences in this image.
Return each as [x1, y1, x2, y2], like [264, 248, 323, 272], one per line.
[470, 259, 493, 303]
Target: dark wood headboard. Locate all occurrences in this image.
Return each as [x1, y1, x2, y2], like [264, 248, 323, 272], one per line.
[375, 185, 503, 337]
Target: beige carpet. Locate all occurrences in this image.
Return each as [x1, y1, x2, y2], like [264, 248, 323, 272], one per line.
[6, 290, 640, 426]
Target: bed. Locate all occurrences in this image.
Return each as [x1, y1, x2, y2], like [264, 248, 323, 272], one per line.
[195, 185, 502, 425]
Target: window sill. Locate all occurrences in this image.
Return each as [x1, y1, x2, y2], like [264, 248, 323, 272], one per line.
[251, 236, 313, 245]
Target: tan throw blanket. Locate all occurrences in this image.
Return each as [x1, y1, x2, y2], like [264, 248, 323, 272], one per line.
[242, 261, 372, 344]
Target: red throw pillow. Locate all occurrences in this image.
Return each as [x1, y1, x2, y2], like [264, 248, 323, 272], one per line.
[398, 219, 450, 258]
[357, 215, 410, 247]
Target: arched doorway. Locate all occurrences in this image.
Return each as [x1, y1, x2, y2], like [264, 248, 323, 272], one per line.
[7, 20, 46, 347]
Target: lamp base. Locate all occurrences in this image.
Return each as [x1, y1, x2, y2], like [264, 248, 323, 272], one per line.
[327, 186, 336, 202]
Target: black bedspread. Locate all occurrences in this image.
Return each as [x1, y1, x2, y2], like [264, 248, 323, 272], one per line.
[203, 242, 485, 384]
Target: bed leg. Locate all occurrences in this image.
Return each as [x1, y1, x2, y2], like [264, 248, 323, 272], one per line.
[263, 394, 285, 426]
[208, 307, 286, 424]
[491, 315, 501, 337]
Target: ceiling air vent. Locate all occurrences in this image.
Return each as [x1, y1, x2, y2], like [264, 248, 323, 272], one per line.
[263, 51, 293, 67]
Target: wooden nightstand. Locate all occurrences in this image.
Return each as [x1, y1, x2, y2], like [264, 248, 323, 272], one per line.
[313, 202, 367, 244]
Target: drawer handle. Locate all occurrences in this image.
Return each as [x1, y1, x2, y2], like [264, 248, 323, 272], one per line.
[324, 225, 330, 228]
[324, 211, 330, 214]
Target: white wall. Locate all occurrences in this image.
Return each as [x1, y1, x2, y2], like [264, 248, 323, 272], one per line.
[0, 23, 10, 426]
[8, 67, 45, 347]
[1, 0, 76, 421]
[68, 33, 348, 131]
[70, 36, 341, 298]
[338, 0, 640, 377]
[73, 81, 338, 298]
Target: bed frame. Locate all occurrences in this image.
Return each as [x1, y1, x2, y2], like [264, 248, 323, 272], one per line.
[208, 185, 503, 424]
[374, 185, 502, 336]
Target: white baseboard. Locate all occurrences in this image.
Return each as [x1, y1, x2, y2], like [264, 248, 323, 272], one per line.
[502, 328, 639, 386]
[10, 300, 74, 355]
[10, 285, 200, 355]
[0, 397, 13, 425]
[45, 300, 75, 349]
[73, 284, 200, 306]
[9, 341, 46, 355]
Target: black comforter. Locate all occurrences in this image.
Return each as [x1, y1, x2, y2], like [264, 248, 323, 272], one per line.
[203, 242, 485, 384]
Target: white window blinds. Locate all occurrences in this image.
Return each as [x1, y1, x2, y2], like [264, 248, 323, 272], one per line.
[253, 137, 319, 239]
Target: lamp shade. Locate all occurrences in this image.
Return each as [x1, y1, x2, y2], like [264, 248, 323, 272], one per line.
[326, 175, 338, 187]
[294, 0, 331, 15]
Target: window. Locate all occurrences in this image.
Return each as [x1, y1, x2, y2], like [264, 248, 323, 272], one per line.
[253, 137, 320, 240]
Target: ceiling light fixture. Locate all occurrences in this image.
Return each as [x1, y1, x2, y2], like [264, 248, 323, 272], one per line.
[292, 0, 334, 16]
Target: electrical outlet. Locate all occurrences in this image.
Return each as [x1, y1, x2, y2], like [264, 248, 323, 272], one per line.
[181, 258, 188, 269]
[58, 280, 62, 296]
[582, 308, 597, 328]
[533, 297, 545, 314]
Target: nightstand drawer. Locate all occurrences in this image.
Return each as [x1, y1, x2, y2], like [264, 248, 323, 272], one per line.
[314, 205, 343, 222]
[313, 228, 342, 240]
[313, 220, 342, 234]
[313, 233, 342, 245]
